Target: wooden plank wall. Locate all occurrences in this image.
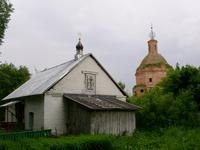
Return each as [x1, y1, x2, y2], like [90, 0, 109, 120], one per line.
[90, 111, 135, 135]
[66, 101, 91, 134]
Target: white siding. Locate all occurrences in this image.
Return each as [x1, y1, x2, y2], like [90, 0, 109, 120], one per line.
[24, 96, 44, 130]
[44, 93, 67, 135]
[49, 56, 126, 101]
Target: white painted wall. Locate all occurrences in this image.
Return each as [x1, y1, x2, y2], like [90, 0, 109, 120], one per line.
[24, 96, 44, 130]
[44, 93, 67, 135]
[49, 56, 126, 101]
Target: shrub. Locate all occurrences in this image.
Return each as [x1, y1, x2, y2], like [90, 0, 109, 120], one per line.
[129, 88, 199, 128]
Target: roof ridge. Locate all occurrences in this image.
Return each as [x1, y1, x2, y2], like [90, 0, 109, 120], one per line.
[40, 59, 75, 73]
[40, 53, 92, 73]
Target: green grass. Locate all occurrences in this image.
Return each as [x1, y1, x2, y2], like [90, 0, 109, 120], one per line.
[0, 127, 200, 150]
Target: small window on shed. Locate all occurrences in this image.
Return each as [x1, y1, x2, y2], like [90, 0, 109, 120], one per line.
[149, 78, 152, 82]
[140, 89, 144, 93]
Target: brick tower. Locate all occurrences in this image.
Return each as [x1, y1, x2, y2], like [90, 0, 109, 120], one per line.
[133, 27, 170, 96]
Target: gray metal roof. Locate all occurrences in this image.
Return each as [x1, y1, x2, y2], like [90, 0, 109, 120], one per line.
[3, 53, 127, 101]
[3, 54, 91, 100]
[64, 94, 139, 111]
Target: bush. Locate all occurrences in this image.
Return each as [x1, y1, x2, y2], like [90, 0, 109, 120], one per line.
[129, 88, 199, 128]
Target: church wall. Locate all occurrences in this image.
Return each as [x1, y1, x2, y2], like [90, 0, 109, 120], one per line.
[44, 93, 67, 135]
[134, 66, 167, 96]
[136, 67, 167, 88]
[49, 56, 126, 101]
[24, 95, 44, 130]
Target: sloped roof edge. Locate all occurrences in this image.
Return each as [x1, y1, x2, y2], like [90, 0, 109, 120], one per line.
[3, 53, 127, 101]
[64, 94, 139, 111]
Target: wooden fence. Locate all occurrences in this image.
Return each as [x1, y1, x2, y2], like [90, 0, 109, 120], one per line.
[0, 129, 51, 140]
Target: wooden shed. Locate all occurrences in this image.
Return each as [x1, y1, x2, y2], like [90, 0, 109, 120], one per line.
[64, 94, 139, 135]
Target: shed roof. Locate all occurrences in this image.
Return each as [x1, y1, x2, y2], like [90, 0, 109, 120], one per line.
[3, 53, 127, 101]
[64, 94, 139, 111]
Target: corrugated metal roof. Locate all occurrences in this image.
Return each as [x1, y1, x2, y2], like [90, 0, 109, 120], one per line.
[64, 94, 139, 111]
[3, 54, 91, 100]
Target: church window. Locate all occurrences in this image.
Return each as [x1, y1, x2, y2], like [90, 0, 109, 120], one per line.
[149, 78, 152, 82]
[85, 73, 96, 92]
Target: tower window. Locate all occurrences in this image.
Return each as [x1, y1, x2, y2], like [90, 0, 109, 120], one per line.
[140, 89, 144, 93]
[149, 78, 152, 82]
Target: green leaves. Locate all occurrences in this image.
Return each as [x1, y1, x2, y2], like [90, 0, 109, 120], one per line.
[129, 65, 200, 129]
[160, 65, 200, 108]
[0, 0, 13, 45]
[0, 63, 30, 100]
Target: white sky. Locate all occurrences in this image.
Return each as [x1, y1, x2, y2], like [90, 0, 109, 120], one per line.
[1, 0, 200, 94]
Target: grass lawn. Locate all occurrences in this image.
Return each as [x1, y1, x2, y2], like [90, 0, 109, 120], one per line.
[0, 127, 200, 150]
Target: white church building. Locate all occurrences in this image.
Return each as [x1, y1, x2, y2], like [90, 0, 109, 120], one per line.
[1, 39, 139, 135]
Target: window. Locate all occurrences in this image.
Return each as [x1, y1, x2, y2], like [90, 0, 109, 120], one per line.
[140, 89, 144, 93]
[85, 73, 96, 92]
[149, 78, 152, 82]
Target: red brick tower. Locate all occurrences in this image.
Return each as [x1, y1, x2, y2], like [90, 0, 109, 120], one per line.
[133, 27, 170, 96]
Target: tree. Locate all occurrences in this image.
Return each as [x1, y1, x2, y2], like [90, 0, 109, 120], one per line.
[129, 65, 200, 128]
[0, 0, 13, 45]
[118, 81, 125, 90]
[129, 88, 199, 128]
[159, 65, 200, 108]
[0, 63, 30, 121]
[0, 63, 30, 100]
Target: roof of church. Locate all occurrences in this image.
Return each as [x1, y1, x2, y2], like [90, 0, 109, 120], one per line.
[138, 52, 169, 69]
[3, 53, 127, 101]
[64, 94, 139, 111]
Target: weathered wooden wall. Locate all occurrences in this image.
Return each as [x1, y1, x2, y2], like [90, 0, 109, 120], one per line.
[90, 111, 135, 135]
[66, 101, 91, 134]
[66, 100, 136, 135]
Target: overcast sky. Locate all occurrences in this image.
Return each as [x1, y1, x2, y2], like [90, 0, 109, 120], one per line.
[1, 0, 200, 93]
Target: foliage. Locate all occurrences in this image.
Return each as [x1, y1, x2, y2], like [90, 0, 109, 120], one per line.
[0, 63, 30, 121]
[0, 135, 114, 150]
[112, 127, 200, 150]
[0, 63, 30, 100]
[141, 62, 171, 69]
[160, 65, 200, 108]
[129, 87, 199, 128]
[0, 127, 200, 150]
[118, 81, 125, 90]
[129, 65, 200, 128]
[0, 0, 13, 45]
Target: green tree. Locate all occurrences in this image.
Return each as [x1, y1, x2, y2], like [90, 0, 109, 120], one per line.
[118, 81, 125, 90]
[129, 88, 199, 128]
[0, 63, 30, 100]
[0, 63, 30, 121]
[129, 65, 200, 128]
[160, 65, 200, 108]
[0, 0, 13, 45]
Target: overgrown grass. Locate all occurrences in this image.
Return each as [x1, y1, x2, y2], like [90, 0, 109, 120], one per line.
[0, 127, 200, 150]
[0, 135, 114, 150]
